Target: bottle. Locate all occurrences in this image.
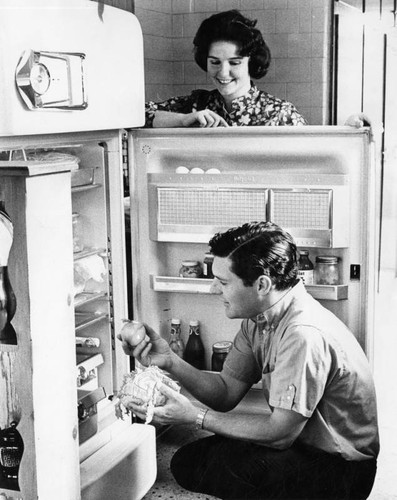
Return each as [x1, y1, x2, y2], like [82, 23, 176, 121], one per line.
[203, 252, 214, 279]
[211, 341, 232, 372]
[72, 212, 84, 253]
[314, 256, 340, 285]
[184, 320, 205, 370]
[169, 318, 184, 358]
[298, 250, 314, 285]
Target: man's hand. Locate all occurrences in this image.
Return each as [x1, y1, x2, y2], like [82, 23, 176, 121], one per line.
[117, 323, 174, 371]
[129, 383, 198, 426]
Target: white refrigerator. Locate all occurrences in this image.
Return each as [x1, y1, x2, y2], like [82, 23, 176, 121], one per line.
[0, 2, 379, 500]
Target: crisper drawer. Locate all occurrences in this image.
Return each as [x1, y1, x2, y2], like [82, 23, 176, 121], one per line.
[80, 423, 156, 500]
[148, 173, 349, 247]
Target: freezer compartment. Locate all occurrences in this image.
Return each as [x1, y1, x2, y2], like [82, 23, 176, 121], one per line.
[148, 173, 349, 248]
[80, 424, 156, 500]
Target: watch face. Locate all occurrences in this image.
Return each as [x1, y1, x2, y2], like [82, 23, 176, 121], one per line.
[30, 63, 50, 95]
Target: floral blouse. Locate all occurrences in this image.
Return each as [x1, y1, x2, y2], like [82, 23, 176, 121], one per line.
[145, 84, 306, 127]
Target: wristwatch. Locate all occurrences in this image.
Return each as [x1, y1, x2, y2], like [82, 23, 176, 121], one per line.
[195, 408, 208, 430]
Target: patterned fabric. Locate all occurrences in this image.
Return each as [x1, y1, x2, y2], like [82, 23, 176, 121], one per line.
[145, 84, 307, 127]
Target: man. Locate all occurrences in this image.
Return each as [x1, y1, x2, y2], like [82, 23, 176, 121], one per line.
[119, 221, 379, 500]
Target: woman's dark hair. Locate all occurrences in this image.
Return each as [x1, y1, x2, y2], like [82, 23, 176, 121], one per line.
[193, 10, 271, 79]
[209, 221, 299, 290]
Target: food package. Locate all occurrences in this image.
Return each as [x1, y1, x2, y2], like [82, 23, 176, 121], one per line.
[114, 365, 180, 424]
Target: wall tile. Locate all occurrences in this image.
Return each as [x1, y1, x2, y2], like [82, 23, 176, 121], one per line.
[258, 81, 287, 99]
[173, 61, 185, 83]
[143, 34, 173, 60]
[299, 8, 312, 33]
[252, 9, 276, 33]
[264, 0, 287, 9]
[173, 36, 195, 60]
[184, 61, 208, 84]
[310, 106, 326, 125]
[288, 33, 312, 58]
[264, 33, 289, 58]
[311, 32, 325, 57]
[183, 11, 210, 37]
[311, 57, 326, 83]
[288, 0, 312, 8]
[173, 14, 184, 36]
[145, 59, 174, 84]
[311, 6, 326, 33]
[145, 84, 175, 102]
[135, 7, 172, 36]
[173, 84, 197, 95]
[172, 0, 194, 13]
[275, 8, 299, 33]
[310, 81, 325, 106]
[287, 82, 312, 107]
[134, 0, 172, 13]
[241, 0, 264, 10]
[193, 0, 219, 12]
[217, 0, 240, 11]
[275, 58, 312, 83]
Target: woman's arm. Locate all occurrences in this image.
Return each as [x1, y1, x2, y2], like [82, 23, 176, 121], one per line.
[152, 109, 229, 128]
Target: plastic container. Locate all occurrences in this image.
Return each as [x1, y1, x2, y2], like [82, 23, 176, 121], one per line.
[211, 341, 232, 372]
[314, 256, 340, 285]
[179, 260, 203, 278]
[298, 250, 314, 285]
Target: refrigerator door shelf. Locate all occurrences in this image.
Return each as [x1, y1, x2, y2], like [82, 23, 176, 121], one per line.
[150, 275, 348, 301]
[80, 423, 156, 500]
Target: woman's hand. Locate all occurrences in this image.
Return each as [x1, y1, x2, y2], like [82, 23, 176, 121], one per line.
[129, 383, 199, 426]
[345, 112, 372, 128]
[181, 109, 229, 128]
[117, 323, 173, 371]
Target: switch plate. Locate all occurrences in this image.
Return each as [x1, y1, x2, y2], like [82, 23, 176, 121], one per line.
[350, 264, 361, 280]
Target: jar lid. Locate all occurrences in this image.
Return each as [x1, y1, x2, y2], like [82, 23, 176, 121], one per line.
[204, 252, 214, 258]
[171, 318, 181, 324]
[181, 260, 200, 266]
[72, 212, 80, 219]
[212, 341, 233, 353]
[316, 256, 339, 263]
[299, 250, 309, 256]
[189, 319, 199, 326]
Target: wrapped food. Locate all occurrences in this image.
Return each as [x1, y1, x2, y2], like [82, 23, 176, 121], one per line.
[114, 365, 180, 424]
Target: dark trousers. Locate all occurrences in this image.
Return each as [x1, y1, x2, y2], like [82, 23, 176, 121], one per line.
[170, 435, 377, 500]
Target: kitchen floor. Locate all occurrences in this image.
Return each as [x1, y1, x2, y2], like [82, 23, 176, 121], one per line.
[142, 421, 397, 500]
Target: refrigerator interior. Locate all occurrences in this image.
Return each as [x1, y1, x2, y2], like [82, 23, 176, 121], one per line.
[128, 126, 377, 368]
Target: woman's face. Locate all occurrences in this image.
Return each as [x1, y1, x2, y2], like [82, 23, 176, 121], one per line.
[207, 41, 251, 104]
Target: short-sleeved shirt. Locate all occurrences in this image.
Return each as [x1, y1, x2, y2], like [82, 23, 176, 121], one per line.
[223, 280, 379, 461]
[145, 84, 307, 128]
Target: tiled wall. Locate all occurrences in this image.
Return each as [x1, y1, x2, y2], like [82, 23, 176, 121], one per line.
[135, 0, 333, 125]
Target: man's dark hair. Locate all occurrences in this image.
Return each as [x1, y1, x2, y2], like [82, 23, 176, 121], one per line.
[193, 10, 271, 79]
[209, 221, 299, 290]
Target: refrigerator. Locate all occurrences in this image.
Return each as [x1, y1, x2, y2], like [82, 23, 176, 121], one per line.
[0, 2, 156, 500]
[0, 2, 379, 500]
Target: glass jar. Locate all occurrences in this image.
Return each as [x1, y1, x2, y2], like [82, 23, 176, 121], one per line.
[211, 341, 233, 372]
[179, 260, 203, 278]
[72, 213, 84, 253]
[314, 256, 340, 285]
[298, 250, 314, 285]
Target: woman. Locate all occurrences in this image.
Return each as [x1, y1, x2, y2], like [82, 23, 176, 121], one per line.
[145, 10, 307, 128]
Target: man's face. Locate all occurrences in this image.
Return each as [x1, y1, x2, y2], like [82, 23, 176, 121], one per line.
[210, 256, 262, 319]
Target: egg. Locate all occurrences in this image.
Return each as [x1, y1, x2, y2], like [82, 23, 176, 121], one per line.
[206, 168, 221, 174]
[175, 166, 189, 174]
[190, 167, 204, 174]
